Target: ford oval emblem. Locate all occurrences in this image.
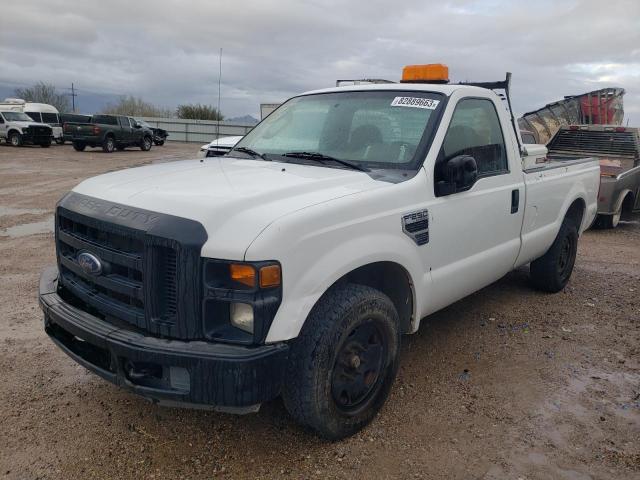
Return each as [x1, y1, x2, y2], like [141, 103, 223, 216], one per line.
[77, 252, 102, 276]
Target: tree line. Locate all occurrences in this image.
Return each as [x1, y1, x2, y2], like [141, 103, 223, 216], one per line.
[11, 82, 224, 121]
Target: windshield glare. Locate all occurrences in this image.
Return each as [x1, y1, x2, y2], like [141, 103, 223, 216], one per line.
[235, 91, 443, 170]
[2, 112, 36, 122]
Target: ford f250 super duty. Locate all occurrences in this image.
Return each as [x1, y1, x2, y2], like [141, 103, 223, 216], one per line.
[39, 65, 600, 439]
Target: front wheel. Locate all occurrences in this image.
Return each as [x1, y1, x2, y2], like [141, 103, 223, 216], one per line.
[72, 141, 86, 151]
[9, 132, 23, 147]
[140, 136, 152, 151]
[530, 220, 578, 292]
[102, 136, 115, 153]
[283, 283, 400, 440]
[154, 139, 165, 146]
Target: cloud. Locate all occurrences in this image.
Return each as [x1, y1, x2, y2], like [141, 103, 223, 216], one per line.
[0, 0, 638, 123]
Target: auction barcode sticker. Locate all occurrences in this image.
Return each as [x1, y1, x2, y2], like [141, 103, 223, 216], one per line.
[391, 97, 440, 109]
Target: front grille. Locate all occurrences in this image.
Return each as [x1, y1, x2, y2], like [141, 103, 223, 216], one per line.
[55, 193, 208, 340]
[56, 208, 182, 335]
[57, 210, 149, 330]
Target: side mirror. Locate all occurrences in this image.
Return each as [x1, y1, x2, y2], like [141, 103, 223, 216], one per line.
[435, 155, 478, 196]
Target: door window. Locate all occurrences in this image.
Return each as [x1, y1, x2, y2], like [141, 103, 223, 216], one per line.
[0, 114, 4, 124]
[437, 98, 508, 177]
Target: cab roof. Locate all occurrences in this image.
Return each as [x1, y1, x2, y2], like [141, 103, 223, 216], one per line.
[300, 82, 489, 97]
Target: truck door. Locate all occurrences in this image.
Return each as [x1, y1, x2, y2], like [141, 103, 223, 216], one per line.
[425, 96, 524, 312]
[119, 116, 133, 144]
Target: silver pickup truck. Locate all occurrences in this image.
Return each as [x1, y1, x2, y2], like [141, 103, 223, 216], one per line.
[547, 125, 640, 228]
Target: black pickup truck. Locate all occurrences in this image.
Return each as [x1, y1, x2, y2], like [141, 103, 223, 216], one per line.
[69, 115, 154, 153]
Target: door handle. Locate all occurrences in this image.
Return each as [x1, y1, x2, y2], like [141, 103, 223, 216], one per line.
[511, 189, 520, 214]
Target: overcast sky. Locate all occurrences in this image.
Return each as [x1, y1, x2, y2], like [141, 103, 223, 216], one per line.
[1, 0, 638, 122]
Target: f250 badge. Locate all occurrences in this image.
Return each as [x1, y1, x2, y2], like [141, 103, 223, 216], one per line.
[402, 210, 429, 246]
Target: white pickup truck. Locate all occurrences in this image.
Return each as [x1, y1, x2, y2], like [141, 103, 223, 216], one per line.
[39, 65, 600, 439]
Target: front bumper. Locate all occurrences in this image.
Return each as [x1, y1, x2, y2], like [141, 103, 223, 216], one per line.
[39, 266, 289, 410]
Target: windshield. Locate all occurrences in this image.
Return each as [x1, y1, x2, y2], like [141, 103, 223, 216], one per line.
[2, 112, 37, 122]
[234, 90, 444, 170]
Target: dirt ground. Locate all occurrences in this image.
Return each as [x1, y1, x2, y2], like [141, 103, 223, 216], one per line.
[0, 142, 638, 480]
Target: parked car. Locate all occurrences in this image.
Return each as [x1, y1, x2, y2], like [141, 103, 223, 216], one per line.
[0, 110, 53, 147]
[547, 124, 640, 228]
[67, 115, 154, 153]
[61, 113, 92, 143]
[197, 135, 243, 157]
[39, 64, 600, 439]
[135, 119, 169, 146]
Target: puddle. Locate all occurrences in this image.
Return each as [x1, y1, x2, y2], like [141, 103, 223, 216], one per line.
[0, 216, 54, 238]
[0, 206, 48, 216]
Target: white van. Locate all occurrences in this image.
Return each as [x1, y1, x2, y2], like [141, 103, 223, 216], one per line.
[23, 103, 64, 144]
[0, 99, 63, 144]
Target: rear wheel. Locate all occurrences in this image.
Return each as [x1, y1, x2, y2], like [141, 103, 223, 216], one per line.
[9, 132, 22, 147]
[530, 219, 578, 292]
[594, 212, 620, 229]
[72, 141, 86, 151]
[102, 136, 115, 153]
[283, 283, 400, 440]
[140, 136, 152, 151]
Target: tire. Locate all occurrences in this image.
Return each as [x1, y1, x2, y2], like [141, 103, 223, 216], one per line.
[72, 142, 86, 152]
[55, 138, 65, 145]
[282, 283, 400, 440]
[154, 139, 165, 146]
[9, 132, 23, 147]
[594, 212, 620, 229]
[140, 136, 152, 151]
[530, 219, 579, 293]
[102, 136, 115, 153]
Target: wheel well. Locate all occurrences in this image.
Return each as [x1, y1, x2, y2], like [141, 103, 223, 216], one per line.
[621, 192, 635, 220]
[565, 198, 585, 229]
[333, 262, 414, 334]
[7, 129, 21, 136]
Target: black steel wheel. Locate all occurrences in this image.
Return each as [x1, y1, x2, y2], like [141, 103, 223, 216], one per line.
[331, 320, 388, 415]
[530, 219, 578, 292]
[283, 283, 400, 439]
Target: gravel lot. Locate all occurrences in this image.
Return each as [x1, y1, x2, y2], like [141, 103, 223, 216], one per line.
[0, 142, 638, 480]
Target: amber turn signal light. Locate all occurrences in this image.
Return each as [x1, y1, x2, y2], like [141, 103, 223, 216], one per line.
[260, 265, 281, 288]
[230, 264, 256, 288]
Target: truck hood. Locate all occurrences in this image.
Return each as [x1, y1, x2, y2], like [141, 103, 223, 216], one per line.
[72, 157, 385, 259]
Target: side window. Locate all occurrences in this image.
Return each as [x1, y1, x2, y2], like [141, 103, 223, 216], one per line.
[0, 115, 4, 124]
[438, 98, 508, 177]
[26, 112, 42, 122]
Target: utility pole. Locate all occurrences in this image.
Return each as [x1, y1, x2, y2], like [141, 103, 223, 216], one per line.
[67, 83, 78, 112]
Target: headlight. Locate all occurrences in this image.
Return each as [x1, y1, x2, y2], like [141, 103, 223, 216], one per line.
[203, 260, 282, 344]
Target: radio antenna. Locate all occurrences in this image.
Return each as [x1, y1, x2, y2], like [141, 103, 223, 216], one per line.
[216, 48, 222, 146]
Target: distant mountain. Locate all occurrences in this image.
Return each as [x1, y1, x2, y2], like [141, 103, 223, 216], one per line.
[226, 115, 259, 125]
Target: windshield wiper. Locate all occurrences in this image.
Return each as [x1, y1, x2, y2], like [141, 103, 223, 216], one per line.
[229, 146, 270, 161]
[281, 151, 369, 172]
